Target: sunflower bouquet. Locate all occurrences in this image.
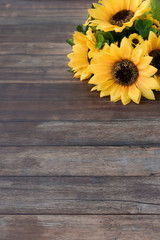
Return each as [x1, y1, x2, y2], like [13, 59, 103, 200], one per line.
[67, 0, 160, 105]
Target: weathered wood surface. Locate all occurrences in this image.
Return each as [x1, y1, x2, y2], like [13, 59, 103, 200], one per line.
[0, 146, 159, 177]
[0, 121, 159, 146]
[1, 176, 160, 214]
[1, 215, 160, 240]
[0, 0, 160, 238]
[1, 101, 160, 120]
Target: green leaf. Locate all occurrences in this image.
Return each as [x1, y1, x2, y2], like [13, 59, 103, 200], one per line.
[134, 19, 154, 38]
[66, 39, 74, 46]
[103, 32, 114, 43]
[145, 19, 153, 29]
[68, 68, 74, 72]
[150, 0, 160, 23]
[85, 25, 89, 33]
[95, 41, 103, 49]
[76, 25, 84, 33]
[105, 39, 110, 45]
[98, 34, 105, 43]
[150, 28, 157, 34]
[95, 34, 105, 49]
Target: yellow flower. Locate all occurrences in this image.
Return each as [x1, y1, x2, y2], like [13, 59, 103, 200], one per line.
[67, 31, 93, 81]
[146, 31, 160, 88]
[89, 37, 159, 105]
[67, 28, 109, 80]
[128, 33, 144, 47]
[88, 0, 150, 32]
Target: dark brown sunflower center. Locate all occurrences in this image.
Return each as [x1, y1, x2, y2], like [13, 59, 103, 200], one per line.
[110, 10, 134, 27]
[149, 50, 160, 75]
[112, 59, 139, 86]
[132, 38, 139, 44]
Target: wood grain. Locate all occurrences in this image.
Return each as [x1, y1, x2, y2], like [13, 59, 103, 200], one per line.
[1, 215, 160, 240]
[0, 67, 73, 82]
[0, 0, 160, 238]
[0, 0, 93, 10]
[1, 100, 160, 121]
[0, 28, 72, 43]
[0, 55, 67, 68]
[0, 43, 69, 55]
[0, 176, 160, 214]
[0, 146, 159, 177]
[0, 82, 160, 101]
[0, 121, 159, 146]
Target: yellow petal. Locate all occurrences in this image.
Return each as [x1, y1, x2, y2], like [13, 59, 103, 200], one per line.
[130, 0, 141, 11]
[137, 76, 160, 89]
[97, 79, 115, 91]
[128, 84, 141, 104]
[131, 49, 142, 65]
[148, 31, 158, 50]
[137, 56, 153, 69]
[139, 65, 158, 77]
[100, 82, 117, 97]
[121, 86, 131, 105]
[120, 37, 132, 59]
[88, 7, 109, 20]
[80, 68, 92, 80]
[110, 85, 122, 102]
[110, 44, 122, 61]
[136, 81, 155, 100]
[91, 86, 98, 92]
[89, 74, 111, 85]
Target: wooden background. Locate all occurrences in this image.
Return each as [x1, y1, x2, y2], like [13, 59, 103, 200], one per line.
[0, 0, 160, 239]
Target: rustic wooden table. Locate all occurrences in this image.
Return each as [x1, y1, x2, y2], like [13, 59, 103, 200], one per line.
[0, 0, 160, 239]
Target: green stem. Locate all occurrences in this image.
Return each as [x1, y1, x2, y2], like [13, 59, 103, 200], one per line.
[150, 0, 160, 22]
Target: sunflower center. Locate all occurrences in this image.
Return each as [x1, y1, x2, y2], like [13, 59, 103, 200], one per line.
[149, 50, 160, 75]
[132, 38, 139, 45]
[112, 59, 139, 86]
[110, 10, 134, 27]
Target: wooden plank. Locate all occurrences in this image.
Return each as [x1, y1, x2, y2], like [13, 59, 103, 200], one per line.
[0, 0, 93, 10]
[0, 121, 159, 146]
[0, 28, 72, 43]
[0, 16, 86, 26]
[0, 176, 160, 214]
[0, 67, 73, 82]
[0, 43, 69, 55]
[0, 215, 160, 240]
[0, 146, 160, 177]
[0, 83, 94, 101]
[1, 101, 160, 121]
[0, 55, 68, 68]
[0, 9, 88, 18]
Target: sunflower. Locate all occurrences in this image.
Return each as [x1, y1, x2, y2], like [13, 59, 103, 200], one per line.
[89, 37, 159, 105]
[88, 0, 150, 33]
[146, 31, 160, 87]
[67, 29, 97, 81]
[128, 33, 144, 48]
[67, 28, 109, 80]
